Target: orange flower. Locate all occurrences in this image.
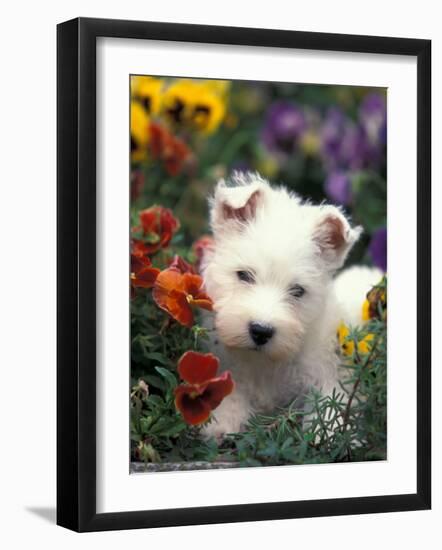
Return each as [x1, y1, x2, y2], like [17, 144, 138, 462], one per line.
[130, 252, 160, 297]
[174, 351, 234, 425]
[192, 235, 215, 272]
[150, 122, 192, 176]
[132, 205, 179, 255]
[152, 261, 213, 327]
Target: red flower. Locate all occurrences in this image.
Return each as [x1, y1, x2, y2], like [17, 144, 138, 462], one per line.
[131, 238, 150, 258]
[130, 252, 160, 297]
[174, 351, 234, 425]
[192, 235, 215, 272]
[132, 205, 179, 254]
[150, 122, 192, 176]
[152, 262, 213, 327]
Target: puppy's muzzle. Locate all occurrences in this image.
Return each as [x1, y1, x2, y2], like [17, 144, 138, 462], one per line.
[249, 322, 275, 346]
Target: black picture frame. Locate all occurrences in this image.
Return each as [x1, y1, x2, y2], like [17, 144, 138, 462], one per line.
[57, 17, 431, 532]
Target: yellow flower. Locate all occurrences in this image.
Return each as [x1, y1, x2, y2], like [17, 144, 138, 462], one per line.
[337, 322, 374, 357]
[362, 299, 371, 322]
[338, 288, 382, 359]
[131, 100, 150, 163]
[200, 79, 231, 97]
[131, 76, 163, 115]
[162, 79, 227, 134]
[358, 333, 374, 355]
[337, 323, 355, 356]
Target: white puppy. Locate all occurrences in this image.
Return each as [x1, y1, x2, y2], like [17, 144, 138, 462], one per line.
[201, 172, 381, 440]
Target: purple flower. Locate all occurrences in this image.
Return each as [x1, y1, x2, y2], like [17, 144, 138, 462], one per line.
[261, 101, 306, 155]
[369, 227, 387, 272]
[360, 92, 385, 116]
[320, 107, 345, 164]
[324, 171, 352, 205]
[320, 107, 367, 171]
[320, 100, 387, 173]
[359, 92, 387, 146]
[339, 124, 368, 170]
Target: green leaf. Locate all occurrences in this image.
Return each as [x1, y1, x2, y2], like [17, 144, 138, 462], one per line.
[139, 416, 154, 433]
[145, 352, 173, 366]
[161, 421, 187, 438]
[143, 374, 166, 391]
[149, 416, 182, 435]
[146, 394, 164, 407]
[154, 366, 178, 390]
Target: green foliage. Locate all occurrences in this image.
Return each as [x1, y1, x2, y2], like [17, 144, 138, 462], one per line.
[130, 289, 215, 463]
[131, 279, 387, 468]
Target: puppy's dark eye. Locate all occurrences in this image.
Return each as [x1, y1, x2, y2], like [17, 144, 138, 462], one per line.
[289, 284, 305, 298]
[237, 270, 255, 284]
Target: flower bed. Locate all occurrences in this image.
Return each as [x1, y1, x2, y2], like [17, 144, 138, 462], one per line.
[129, 76, 387, 469]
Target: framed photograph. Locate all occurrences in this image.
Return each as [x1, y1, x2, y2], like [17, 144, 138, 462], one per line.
[57, 17, 431, 532]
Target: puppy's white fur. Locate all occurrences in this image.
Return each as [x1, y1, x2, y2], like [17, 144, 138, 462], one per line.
[201, 172, 382, 439]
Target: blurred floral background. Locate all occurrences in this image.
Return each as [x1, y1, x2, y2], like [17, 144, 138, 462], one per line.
[131, 76, 387, 272]
[129, 76, 387, 467]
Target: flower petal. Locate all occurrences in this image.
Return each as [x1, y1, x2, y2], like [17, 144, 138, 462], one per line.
[174, 385, 212, 425]
[131, 251, 153, 271]
[181, 273, 205, 295]
[168, 290, 194, 327]
[168, 255, 195, 274]
[139, 207, 158, 233]
[131, 239, 151, 258]
[153, 286, 194, 327]
[201, 371, 234, 409]
[154, 268, 184, 293]
[136, 206, 180, 254]
[152, 268, 195, 326]
[189, 295, 213, 311]
[177, 351, 219, 384]
[358, 333, 374, 355]
[181, 273, 213, 310]
[152, 268, 212, 326]
[132, 266, 160, 288]
[361, 298, 371, 321]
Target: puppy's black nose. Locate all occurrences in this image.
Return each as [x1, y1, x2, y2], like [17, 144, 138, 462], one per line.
[249, 322, 274, 346]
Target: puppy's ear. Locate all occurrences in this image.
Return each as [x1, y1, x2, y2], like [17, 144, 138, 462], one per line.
[313, 206, 362, 271]
[210, 179, 266, 234]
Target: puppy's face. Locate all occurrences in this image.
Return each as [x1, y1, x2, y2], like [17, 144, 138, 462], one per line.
[203, 174, 361, 363]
